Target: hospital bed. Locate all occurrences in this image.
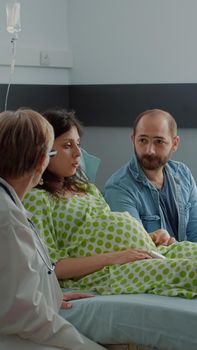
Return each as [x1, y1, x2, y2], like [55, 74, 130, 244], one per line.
[62, 151, 197, 349]
[60, 291, 197, 350]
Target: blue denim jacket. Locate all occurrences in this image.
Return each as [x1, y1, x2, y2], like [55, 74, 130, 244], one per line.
[104, 154, 197, 242]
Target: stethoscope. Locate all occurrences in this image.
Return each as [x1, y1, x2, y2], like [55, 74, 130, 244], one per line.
[0, 182, 55, 275]
[28, 219, 56, 275]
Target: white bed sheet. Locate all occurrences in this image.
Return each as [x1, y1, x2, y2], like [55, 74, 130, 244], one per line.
[59, 292, 197, 350]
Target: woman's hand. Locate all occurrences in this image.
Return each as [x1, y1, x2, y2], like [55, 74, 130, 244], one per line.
[56, 249, 153, 281]
[61, 292, 94, 309]
[150, 229, 176, 246]
[105, 248, 152, 266]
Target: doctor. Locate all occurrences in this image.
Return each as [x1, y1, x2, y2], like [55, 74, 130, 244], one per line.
[0, 109, 106, 350]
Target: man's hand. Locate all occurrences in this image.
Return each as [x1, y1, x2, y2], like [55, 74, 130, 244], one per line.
[167, 236, 177, 245]
[61, 292, 94, 309]
[150, 229, 171, 246]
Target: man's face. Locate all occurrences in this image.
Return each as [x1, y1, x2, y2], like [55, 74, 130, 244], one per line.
[132, 113, 179, 171]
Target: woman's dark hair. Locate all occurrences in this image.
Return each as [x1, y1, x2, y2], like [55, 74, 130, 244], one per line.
[37, 108, 88, 196]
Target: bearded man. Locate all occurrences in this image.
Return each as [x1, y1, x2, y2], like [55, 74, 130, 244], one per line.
[104, 109, 197, 243]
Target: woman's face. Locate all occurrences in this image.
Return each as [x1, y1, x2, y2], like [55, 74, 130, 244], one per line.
[47, 125, 81, 178]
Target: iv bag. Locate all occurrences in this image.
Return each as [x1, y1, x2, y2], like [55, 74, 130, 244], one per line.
[6, 2, 21, 34]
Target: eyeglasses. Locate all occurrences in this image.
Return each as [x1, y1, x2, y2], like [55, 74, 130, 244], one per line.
[48, 149, 57, 158]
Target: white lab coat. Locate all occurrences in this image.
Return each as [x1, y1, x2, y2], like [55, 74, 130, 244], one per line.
[0, 178, 84, 350]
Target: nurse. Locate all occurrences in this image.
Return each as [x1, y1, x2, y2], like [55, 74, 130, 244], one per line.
[0, 109, 106, 350]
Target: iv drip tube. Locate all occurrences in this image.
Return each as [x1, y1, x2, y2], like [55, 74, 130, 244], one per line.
[4, 35, 17, 111]
[4, 1, 21, 111]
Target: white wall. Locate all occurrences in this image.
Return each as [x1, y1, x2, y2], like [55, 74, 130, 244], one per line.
[68, 0, 197, 189]
[1, 1, 197, 188]
[0, 0, 71, 84]
[68, 0, 197, 84]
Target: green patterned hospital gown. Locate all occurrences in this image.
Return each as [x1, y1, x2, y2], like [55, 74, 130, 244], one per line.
[23, 183, 197, 298]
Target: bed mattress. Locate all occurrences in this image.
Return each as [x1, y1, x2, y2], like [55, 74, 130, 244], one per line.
[59, 292, 197, 350]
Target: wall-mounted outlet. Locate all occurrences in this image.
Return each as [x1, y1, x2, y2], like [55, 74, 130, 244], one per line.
[40, 51, 50, 66]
